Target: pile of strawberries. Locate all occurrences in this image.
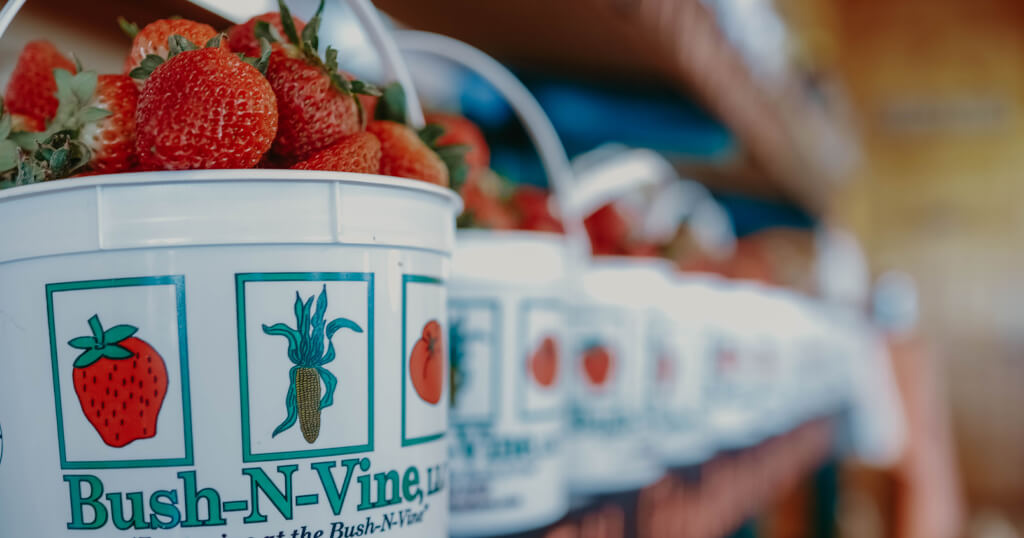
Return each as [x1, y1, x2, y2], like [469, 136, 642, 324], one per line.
[0, 0, 457, 188]
[431, 113, 564, 233]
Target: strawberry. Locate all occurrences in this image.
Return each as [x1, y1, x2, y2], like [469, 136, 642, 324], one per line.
[10, 113, 43, 133]
[291, 131, 381, 173]
[259, 0, 379, 161]
[78, 74, 139, 172]
[424, 112, 490, 175]
[135, 45, 278, 170]
[4, 40, 76, 122]
[367, 120, 449, 186]
[512, 185, 564, 233]
[68, 315, 168, 448]
[122, 19, 221, 81]
[374, 86, 468, 189]
[459, 172, 518, 229]
[227, 12, 305, 58]
[585, 204, 631, 255]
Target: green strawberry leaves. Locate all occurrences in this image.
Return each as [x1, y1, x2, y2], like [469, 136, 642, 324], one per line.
[69, 314, 139, 368]
[117, 16, 140, 39]
[257, 0, 382, 126]
[374, 82, 408, 124]
[374, 82, 471, 190]
[129, 33, 226, 80]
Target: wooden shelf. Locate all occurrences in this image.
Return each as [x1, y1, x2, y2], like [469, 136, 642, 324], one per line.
[374, 0, 858, 213]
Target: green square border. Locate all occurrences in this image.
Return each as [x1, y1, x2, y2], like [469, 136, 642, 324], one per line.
[46, 275, 194, 470]
[236, 272, 374, 463]
[401, 274, 447, 447]
[517, 298, 564, 423]
[448, 297, 501, 426]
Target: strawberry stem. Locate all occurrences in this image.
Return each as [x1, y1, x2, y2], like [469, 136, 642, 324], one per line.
[88, 314, 105, 346]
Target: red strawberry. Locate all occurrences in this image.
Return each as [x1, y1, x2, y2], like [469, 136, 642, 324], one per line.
[79, 75, 139, 173]
[367, 120, 449, 186]
[123, 19, 220, 79]
[227, 12, 305, 58]
[69, 315, 168, 448]
[4, 40, 76, 122]
[529, 336, 559, 388]
[135, 47, 278, 170]
[10, 113, 44, 133]
[266, 50, 360, 160]
[585, 204, 631, 255]
[291, 131, 381, 173]
[261, 2, 378, 161]
[424, 112, 490, 175]
[512, 186, 564, 233]
[460, 173, 518, 229]
[582, 345, 613, 387]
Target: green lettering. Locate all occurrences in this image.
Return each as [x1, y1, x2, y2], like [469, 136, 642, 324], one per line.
[179, 470, 225, 527]
[312, 458, 364, 515]
[243, 465, 297, 523]
[402, 467, 422, 504]
[149, 490, 181, 529]
[65, 475, 107, 530]
[372, 470, 401, 508]
[107, 491, 147, 530]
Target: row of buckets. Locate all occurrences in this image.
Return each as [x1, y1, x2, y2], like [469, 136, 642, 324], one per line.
[0, 2, 865, 537]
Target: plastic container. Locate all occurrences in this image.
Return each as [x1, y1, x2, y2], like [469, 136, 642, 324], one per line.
[0, 1, 461, 535]
[447, 231, 569, 536]
[651, 274, 716, 468]
[702, 280, 764, 451]
[0, 171, 461, 536]
[395, 31, 576, 536]
[567, 258, 672, 495]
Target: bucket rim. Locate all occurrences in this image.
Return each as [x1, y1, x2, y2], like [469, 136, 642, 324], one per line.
[0, 169, 463, 212]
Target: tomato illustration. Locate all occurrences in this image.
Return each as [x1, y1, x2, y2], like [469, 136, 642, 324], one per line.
[529, 336, 559, 388]
[410, 320, 444, 405]
[582, 344, 613, 387]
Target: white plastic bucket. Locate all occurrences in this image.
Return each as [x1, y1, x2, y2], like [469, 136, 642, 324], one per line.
[446, 231, 569, 536]
[395, 31, 578, 536]
[0, 169, 461, 537]
[702, 280, 765, 451]
[567, 258, 671, 495]
[650, 274, 716, 467]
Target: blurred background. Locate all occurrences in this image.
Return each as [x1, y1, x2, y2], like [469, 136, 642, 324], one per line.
[3, 0, 1020, 536]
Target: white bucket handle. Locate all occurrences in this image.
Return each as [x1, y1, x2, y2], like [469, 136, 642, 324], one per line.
[0, 0, 425, 128]
[394, 30, 590, 255]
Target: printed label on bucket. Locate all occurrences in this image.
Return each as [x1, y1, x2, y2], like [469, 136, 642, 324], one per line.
[448, 294, 567, 535]
[18, 268, 448, 536]
[568, 304, 661, 494]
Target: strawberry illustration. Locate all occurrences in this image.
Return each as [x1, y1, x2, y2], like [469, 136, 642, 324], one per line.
[291, 131, 381, 173]
[582, 344, 613, 388]
[68, 315, 168, 448]
[258, 0, 380, 161]
[227, 12, 305, 58]
[134, 42, 278, 170]
[367, 121, 449, 187]
[120, 18, 221, 83]
[529, 336, 559, 388]
[262, 286, 362, 444]
[409, 320, 444, 405]
[4, 40, 76, 123]
[656, 353, 675, 390]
